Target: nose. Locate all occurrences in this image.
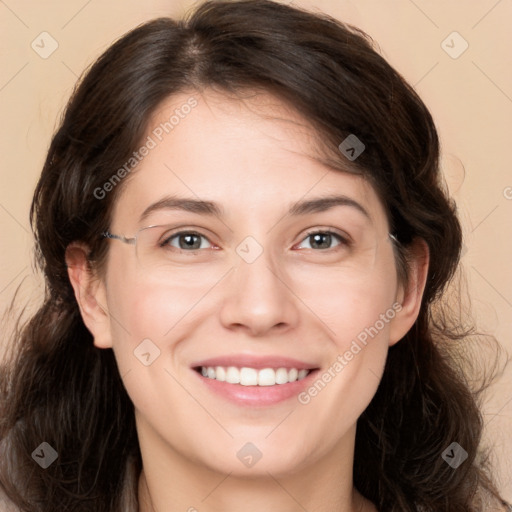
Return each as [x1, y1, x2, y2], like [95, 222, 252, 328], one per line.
[219, 248, 301, 337]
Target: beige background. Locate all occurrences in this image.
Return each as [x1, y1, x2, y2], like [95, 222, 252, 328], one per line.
[1, 0, 511, 501]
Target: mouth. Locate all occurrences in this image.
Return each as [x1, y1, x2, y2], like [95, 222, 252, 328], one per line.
[191, 356, 320, 406]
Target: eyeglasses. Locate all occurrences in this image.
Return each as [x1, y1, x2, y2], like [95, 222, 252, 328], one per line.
[102, 223, 399, 271]
[102, 224, 221, 269]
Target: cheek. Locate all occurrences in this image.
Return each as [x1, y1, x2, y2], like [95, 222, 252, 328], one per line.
[289, 256, 398, 423]
[291, 253, 398, 343]
[103, 262, 220, 404]
[103, 274, 199, 428]
[106, 264, 209, 343]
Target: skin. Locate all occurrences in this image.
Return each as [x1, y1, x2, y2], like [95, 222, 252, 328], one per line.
[67, 89, 429, 512]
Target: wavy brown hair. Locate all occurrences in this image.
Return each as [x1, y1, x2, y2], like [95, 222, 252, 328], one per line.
[0, 1, 509, 511]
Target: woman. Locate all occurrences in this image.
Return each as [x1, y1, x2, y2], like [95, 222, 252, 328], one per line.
[0, 0, 509, 510]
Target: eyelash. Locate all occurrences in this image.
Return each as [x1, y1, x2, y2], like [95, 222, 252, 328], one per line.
[161, 228, 350, 253]
[299, 229, 350, 250]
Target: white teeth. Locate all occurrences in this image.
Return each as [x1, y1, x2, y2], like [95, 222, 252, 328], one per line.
[240, 367, 258, 386]
[298, 369, 309, 380]
[258, 368, 276, 386]
[225, 366, 240, 384]
[275, 368, 288, 384]
[215, 366, 226, 382]
[199, 366, 311, 386]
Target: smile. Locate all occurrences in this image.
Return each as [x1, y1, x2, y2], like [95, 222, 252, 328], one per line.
[191, 355, 319, 406]
[198, 366, 311, 386]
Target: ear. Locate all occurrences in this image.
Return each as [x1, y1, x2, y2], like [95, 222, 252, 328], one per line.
[389, 238, 430, 346]
[65, 243, 113, 349]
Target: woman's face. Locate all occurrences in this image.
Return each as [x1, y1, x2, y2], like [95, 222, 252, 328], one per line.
[86, 90, 415, 477]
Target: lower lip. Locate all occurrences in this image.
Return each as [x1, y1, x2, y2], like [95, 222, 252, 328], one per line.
[194, 369, 319, 407]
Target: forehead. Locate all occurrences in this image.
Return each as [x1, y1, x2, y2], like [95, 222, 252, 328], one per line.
[111, 89, 388, 232]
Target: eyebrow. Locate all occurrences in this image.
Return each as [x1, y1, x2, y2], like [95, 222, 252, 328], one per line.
[139, 194, 370, 223]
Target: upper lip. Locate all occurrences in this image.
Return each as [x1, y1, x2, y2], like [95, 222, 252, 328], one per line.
[192, 355, 318, 371]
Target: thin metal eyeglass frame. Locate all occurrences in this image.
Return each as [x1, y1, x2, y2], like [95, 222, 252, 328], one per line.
[102, 228, 400, 246]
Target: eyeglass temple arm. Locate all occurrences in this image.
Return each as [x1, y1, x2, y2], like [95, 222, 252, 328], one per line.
[101, 231, 136, 245]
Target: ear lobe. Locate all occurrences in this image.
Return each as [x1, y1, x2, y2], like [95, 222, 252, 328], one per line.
[388, 238, 430, 346]
[65, 243, 113, 349]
